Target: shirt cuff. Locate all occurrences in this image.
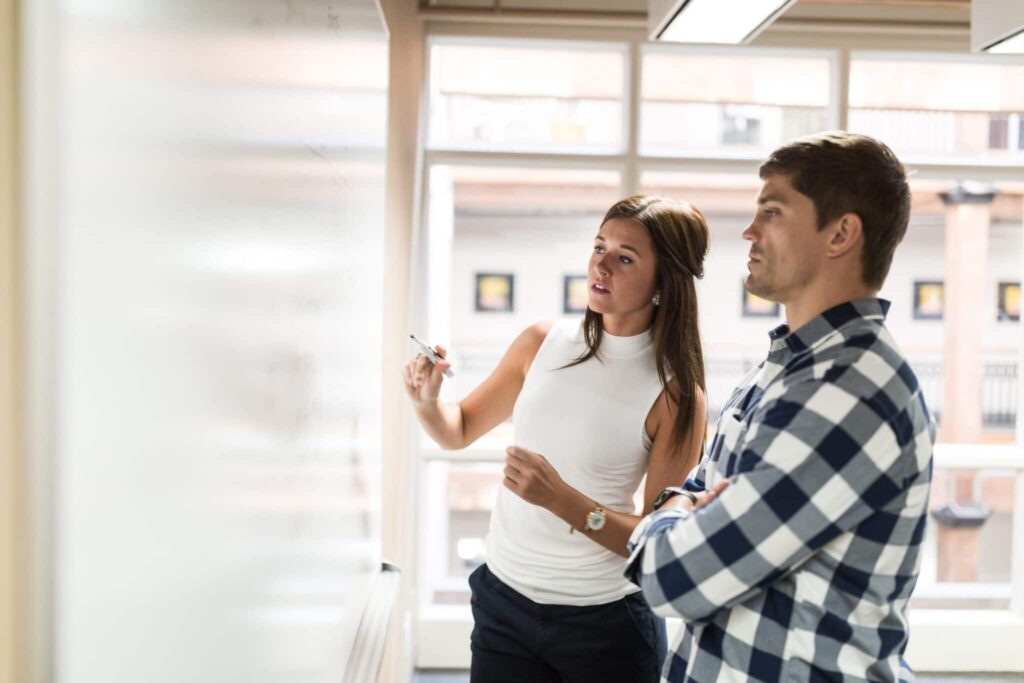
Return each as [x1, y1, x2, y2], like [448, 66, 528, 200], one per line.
[624, 507, 690, 584]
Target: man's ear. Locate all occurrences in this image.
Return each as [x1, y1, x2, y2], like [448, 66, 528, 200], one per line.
[826, 212, 863, 259]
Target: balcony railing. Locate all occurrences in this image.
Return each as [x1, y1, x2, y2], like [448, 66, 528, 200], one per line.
[457, 350, 1019, 430]
[706, 357, 1018, 430]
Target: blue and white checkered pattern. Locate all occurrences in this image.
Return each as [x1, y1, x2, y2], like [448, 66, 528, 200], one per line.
[626, 298, 935, 683]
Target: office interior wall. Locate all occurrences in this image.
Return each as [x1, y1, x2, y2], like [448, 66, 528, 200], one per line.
[378, 1, 427, 680]
[0, 0, 20, 680]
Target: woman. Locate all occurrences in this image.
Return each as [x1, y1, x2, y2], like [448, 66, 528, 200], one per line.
[403, 194, 710, 683]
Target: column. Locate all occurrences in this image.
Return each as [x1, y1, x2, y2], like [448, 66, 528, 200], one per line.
[0, 0, 19, 679]
[379, 1, 425, 681]
[937, 181, 997, 582]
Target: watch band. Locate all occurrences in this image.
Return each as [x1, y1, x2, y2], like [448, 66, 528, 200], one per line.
[653, 486, 698, 510]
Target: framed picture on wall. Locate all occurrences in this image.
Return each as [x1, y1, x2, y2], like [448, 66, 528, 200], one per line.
[741, 284, 780, 318]
[563, 275, 588, 314]
[998, 282, 1020, 321]
[913, 281, 943, 320]
[475, 273, 514, 313]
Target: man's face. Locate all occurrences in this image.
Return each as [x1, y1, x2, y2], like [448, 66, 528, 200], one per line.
[742, 174, 830, 305]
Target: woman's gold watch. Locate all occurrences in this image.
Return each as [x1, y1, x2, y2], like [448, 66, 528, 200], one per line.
[584, 505, 606, 531]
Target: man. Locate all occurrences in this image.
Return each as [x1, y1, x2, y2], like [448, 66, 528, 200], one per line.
[627, 131, 935, 683]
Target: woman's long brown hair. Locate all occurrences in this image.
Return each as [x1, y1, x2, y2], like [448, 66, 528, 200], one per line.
[565, 194, 710, 453]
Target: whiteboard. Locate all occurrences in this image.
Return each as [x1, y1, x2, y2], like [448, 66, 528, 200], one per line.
[47, 1, 388, 681]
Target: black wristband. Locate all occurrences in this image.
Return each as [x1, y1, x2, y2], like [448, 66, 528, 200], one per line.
[653, 486, 698, 510]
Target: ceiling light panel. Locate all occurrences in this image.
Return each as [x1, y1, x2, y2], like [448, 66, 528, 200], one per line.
[650, 0, 797, 45]
[973, 0, 1024, 53]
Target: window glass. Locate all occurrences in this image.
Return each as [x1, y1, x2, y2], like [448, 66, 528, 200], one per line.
[421, 461, 502, 606]
[849, 56, 1024, 160]
[640, 50, 831, 156]
[913, 466, 1017, 609]
[428, 42, 625, 152]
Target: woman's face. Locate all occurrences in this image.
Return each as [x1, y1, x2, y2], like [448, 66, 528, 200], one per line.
[587, 217, 658, 322]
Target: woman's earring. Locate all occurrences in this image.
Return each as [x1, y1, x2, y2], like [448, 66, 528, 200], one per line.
[652, 292, 661, 306]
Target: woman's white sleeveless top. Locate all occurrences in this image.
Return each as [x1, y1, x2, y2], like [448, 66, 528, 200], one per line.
[484, 318, 665, 605]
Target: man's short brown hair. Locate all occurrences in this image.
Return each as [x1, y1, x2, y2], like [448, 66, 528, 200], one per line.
[759, 131, 911, 290]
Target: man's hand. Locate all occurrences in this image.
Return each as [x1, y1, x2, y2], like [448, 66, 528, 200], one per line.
[503, 446, 567, 510]
[665, 478, 731, 513]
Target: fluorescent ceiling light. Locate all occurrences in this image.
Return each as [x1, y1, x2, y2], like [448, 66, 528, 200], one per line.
[985, 29, 1024, 54]
[972, 0, 1024, 53]
[651, 0, 796, 45]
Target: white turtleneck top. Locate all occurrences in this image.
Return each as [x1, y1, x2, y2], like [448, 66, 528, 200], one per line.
[484, 318, 666, 605]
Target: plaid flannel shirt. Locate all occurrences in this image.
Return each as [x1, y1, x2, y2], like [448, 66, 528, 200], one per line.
[626, 298, 935, 683]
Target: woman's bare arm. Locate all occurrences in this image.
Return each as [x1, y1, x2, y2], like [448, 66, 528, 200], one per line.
[404, 322, 552, 450]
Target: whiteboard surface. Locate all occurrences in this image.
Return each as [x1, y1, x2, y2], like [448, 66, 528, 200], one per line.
[51, 2, 388, 681]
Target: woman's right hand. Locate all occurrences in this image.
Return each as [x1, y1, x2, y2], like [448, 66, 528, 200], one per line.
[402, 346, 451, 405]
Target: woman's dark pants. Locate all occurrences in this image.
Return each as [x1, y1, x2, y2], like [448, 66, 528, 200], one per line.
[468, 563, 667, 683]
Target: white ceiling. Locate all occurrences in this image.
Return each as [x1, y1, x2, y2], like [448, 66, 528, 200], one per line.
[423, 0, 975, 52]
[426, 0, 971, 25]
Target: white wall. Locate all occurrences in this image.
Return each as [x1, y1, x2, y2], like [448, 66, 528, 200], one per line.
[0, 0, 18, 678]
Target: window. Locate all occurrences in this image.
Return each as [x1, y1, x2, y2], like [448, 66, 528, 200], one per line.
[417, 37, 1024, 669]
[849, 55, 1024, 161]
[721, 106, 762, 146]
[639, 48, 832, 156]
[421, 461, 502, 606]
[428, 41, 626, 152]
[913, 461, 1020, 611]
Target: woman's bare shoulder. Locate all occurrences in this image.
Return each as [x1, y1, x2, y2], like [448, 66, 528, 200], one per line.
[504, 321, 555, 376]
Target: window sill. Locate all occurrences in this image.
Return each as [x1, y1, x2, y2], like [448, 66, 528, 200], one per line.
[416, 608, 1024, 672]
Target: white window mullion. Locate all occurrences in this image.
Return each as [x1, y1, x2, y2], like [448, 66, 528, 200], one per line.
[1015, 197, 1024, 620]
[621, 40, 642, 197]
[424, 148, 627, 170]
[833, 48, 851, 131]
[426, 165, 454, 347]
[1009, 113, 1022, 153]
[1012, 471, 1024, 618]
[417, 461, 452, 616]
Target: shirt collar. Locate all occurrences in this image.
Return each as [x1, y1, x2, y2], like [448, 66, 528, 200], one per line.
[767, 297, 890, 359]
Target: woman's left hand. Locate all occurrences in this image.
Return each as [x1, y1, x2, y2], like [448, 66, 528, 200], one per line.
[503, 446, 566, 509]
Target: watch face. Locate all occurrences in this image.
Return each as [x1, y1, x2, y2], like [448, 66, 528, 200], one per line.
[586, 509, 606, 531]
